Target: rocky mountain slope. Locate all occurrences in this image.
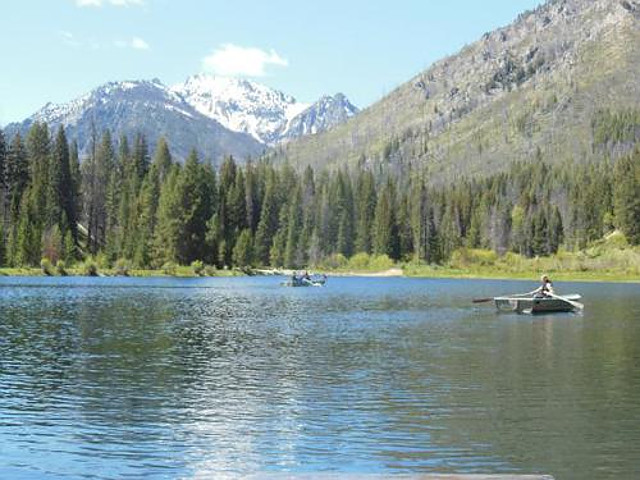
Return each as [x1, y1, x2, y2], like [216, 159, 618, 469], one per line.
[274, 0, 640, 182]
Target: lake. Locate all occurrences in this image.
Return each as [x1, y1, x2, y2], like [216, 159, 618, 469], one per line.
[1, 276, 639, 479]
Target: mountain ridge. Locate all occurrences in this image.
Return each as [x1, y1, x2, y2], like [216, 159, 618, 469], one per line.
[4, 75, 358, 162]
[272, 0, 640, 181]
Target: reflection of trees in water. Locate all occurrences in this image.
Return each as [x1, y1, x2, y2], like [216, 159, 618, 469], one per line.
[3, 280, 640, 477]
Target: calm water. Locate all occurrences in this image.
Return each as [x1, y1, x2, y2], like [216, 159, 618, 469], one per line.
[1, 276, 639, 480]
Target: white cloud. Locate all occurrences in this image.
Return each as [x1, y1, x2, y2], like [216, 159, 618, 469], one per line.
[131, 37, 150, 50]
[114, 36, 150, 50]
[75, 0, 144, 7]
[202, 44, 288, 77]
[109, 0, 144, 5]
[75, 0, 101, 6]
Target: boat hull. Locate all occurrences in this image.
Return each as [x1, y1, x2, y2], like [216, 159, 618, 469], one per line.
[494, 294, 582, 314]
[282, 278, 327, 288]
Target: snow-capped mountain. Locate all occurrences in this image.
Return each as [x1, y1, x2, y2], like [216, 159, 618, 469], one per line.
[5, 75, 359, 162]
[6, 79, 264, 163]
[172, 74, 359, 145]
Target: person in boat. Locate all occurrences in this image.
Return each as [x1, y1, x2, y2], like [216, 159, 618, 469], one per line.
[534, 275, 554, 298]
[303, 270, 311, 281]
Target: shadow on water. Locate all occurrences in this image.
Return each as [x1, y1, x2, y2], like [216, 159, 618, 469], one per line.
[1, 276, 639, 479]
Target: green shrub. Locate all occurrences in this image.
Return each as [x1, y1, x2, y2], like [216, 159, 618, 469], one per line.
[191, 260, 205, 276]
[40, 258, 54, 276]
[204, 265, 218, 276]
[56, 260, 67, 276]
[115, 259, 130, 276]
[95, 253, 110, 270]
[82, 259, 99, 277]
[369, 254, 394, 271]
[319, 253, 348, 270]
[450, 248, 497, 267]
[603, 231, 629, 249]
[347, 252, 371, 270]
[161, 262, 177, 276]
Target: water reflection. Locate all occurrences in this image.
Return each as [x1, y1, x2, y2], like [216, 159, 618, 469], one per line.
[1, 277, 639, 479]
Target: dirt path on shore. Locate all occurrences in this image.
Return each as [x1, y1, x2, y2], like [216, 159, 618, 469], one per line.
[330, 268, 404, 277]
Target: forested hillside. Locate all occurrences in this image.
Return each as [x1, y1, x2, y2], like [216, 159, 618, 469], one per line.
[1, 122, 639, 272]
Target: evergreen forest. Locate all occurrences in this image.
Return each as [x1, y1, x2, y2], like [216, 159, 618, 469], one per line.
[1, 121, 639, 273]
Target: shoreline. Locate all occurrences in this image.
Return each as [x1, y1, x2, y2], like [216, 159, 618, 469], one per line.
[2, 266, 638, 283]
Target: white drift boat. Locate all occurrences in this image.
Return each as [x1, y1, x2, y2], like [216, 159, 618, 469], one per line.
[494, 294, 583, 314]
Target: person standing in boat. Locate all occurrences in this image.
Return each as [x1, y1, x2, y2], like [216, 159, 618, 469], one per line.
[534, 275, 554, 298]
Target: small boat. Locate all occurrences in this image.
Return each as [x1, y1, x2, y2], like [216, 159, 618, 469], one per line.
[494, 294, 582, 314]
[282, 275, 327, 287]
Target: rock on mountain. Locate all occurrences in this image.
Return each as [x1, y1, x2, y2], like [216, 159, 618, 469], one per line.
[4, 79, 264, 163]
[171, 74, 359, 145]
[274, 0, 640, 182]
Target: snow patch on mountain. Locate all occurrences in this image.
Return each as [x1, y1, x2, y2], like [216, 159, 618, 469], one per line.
[172, 74, 311, 145]
[172, 74, 358, 145]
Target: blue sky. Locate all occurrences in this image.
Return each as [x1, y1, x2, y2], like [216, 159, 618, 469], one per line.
[0, 0, 543, 126]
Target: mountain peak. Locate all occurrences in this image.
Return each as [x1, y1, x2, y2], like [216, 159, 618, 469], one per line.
[172, 74, 308, 144]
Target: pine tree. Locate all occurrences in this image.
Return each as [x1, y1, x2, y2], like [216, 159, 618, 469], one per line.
[153, 164, 182, 266]
[83, 129, 113, 254]
[132, 132, 150, 183]
[396, 192, 413, 260]
[548, 206, 564, 254]
[15, 194, 41, 266]
[5, 134, 29, 264]
[0, 129, 6, 262]
[133, 173, 158, 267]
[284, 185, 304, 268]
[244, 161, 260, 233]
[132, 138, 174, 267]
[613, 150, 640, 244]
[0, 222, 4, 267]
[373, 181, 399, 259]
[112, 135, 130, 258]
[233, 229, 254, 267]
[355, 170, 376, 254]
[69, 140, 81, 219]
[270, 203, 289, 267]
[153, 137, 173, 183]
[25, 122, 51, 228]
[50, 126, 77, 243]
[254, 169, 279, 265]
[333, 170, 355, 258]
[175, 150, 215, 264]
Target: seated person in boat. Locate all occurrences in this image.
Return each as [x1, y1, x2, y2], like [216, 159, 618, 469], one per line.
[534, 275, 554, 298]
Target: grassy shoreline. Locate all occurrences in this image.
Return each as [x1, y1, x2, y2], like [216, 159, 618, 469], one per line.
[3, 241, 640, 283]
[0, 266, 243, 278]
[1, 265, 638, 283]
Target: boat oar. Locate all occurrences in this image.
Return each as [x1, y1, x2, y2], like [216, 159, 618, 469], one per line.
[472, 297, 494, 304]
[549, 292, 584, 311]
[473, 289, 538, 304]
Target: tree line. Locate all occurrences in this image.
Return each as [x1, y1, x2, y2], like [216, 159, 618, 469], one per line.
[0, 122, 639, 270]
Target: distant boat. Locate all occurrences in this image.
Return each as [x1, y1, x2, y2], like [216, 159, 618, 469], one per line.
[494, 294, 583, 314]
[282, 275, 327, 288]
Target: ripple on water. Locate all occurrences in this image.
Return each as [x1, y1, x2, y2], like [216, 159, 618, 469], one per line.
[1, 277, 640, 479]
